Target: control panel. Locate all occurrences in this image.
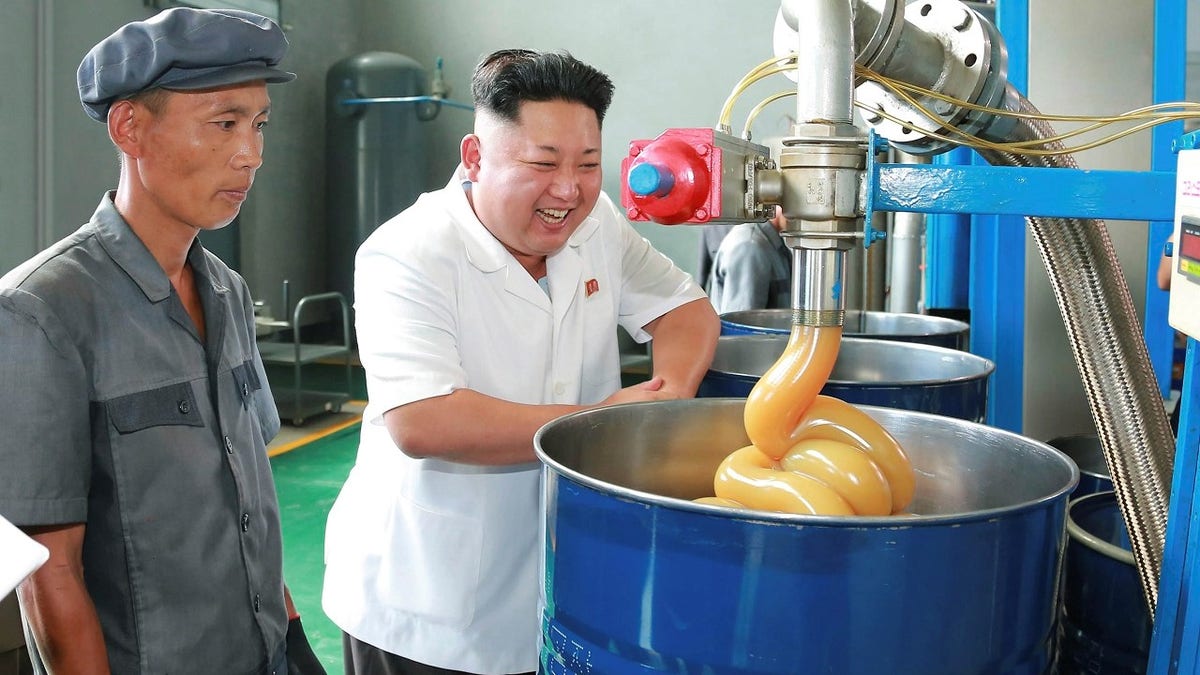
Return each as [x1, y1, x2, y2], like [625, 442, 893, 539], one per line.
[1170, 149, 1200, 339]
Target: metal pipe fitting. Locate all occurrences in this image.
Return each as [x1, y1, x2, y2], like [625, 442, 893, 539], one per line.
[888, 151, 930, 312]
[776, 136, 866, 251]
[854, 0, 950, 91]
[790, 247, 848, 326]
[781, 0, 855, 128]
[851, 0, 1018, 155]
[773, 0, 868, 331]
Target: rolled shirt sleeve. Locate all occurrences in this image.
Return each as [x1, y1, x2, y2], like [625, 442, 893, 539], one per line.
[0, 290, 92, 526]
[353, 217, 467, 426]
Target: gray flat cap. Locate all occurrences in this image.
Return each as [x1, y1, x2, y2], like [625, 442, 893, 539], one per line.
[78, 7, 296, 122]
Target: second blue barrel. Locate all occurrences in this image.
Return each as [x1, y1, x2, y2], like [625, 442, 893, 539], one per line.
[698, 334, 995, 423]
[721, 309, 970, 350]
[1059, 491, 1152, 674]
[1047, 434, 1113, 500]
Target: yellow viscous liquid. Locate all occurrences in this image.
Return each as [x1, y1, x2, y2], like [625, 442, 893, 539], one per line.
[703, 324, 915, 516]
[743, 325, 842, 461]
[714, 445, 855, 516]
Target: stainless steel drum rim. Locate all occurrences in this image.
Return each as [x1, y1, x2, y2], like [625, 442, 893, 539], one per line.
[720, 308, 970, 337]
[1067, 492, 1137, 565]
[712, 335, 995, 386]
[1047, 433, 1110, 480]
[535, 398, 1076, 526]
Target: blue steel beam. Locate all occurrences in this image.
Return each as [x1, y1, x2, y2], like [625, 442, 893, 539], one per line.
[1149, 0, 1194, 672]
[873, 0, 1196, 670]
[972, 0, 1027, 433]
[925, 147, 973, 311]
[874, 164, 1176, 222]
[1146, 0, 1187, 398]
[1151, 338, 1200, 674]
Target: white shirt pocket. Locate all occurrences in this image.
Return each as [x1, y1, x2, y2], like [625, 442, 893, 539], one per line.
[378, 496, 484, 629]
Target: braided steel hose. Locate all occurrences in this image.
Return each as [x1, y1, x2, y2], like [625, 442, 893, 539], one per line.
[978, 94, 1175, 614]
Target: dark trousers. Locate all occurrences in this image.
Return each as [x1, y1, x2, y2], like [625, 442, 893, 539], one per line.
[342, 633, 533, 675]
[0, 647, 34, 675]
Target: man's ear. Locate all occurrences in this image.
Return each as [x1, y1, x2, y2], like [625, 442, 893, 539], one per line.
[107, 100, 143, 158]
[461, 134, 482, 182]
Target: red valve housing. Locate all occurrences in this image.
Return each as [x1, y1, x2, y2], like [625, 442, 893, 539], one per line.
[620, 128, 723, 225]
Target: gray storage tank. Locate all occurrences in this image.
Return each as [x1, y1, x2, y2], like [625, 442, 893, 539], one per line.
[326, 51, 432, 310]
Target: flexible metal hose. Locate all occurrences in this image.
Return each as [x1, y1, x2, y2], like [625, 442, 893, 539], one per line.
[977, 94, 1175, 614]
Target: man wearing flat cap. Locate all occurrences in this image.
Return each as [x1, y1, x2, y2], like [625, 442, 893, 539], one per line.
[0, 8, 324, 675]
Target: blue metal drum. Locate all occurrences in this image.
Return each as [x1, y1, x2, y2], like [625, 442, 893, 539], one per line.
[1046, 434, 1113, 500]
[720, 309, 971, 351]
[698, 335, 995, 422]
[535, 399, 1077, 675]
[1059, 491, 1152, 674]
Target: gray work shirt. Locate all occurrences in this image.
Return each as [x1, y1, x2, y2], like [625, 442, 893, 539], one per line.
[706, 220, 792, 313]
[0, 194, 286, 674]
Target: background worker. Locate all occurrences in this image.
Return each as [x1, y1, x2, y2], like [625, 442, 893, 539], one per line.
[696, 223, 736, 289]
[0, 9, 323, 673]
[706, 206, 791, 313]
[323, 48, 719, 674]
[1158, 235, 1182, 432]
[1158, 235, 1175, 292]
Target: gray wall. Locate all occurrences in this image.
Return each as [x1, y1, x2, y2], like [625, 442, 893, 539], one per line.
[360, 0, 1175, 439]
[6, 0, 776, 306]
[355, 0, 792, 277]
[0, 2, 39, 275]
[238, 2, 359, 311]
[0, 0, 792, 290]
[1021, 0, 1158, 440]
[0, 0, 138, 273]
[1, 0, 1193, 439]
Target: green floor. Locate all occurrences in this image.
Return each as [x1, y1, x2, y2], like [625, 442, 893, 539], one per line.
[271, 423, 361, 672]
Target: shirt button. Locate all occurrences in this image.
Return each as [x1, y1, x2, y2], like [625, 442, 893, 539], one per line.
[241, 382, 250, 397]
[554, 382, 566, 396]
[177, 399, 190, 414]
[253, 593, 260, 612]
[224, 436, 234, 455]
[241, 513, 250, 532]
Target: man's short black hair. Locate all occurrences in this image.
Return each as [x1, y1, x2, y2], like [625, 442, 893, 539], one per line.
[471, 49, 615, 127]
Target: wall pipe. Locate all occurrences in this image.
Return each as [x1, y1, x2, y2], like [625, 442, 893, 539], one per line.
[888, 151, 928, 313]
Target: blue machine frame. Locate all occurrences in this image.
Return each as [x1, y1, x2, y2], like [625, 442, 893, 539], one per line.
[1155, 333, 1200, 673]
[912, 1, 1182, 430]
[866, 0, 1196, 670]
[972, 0, 1028, 433]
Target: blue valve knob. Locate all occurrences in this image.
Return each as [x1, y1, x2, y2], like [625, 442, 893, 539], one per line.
[628, 163, 674, 197]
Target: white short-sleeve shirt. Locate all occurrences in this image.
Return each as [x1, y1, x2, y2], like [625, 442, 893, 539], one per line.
[322, 173, 704, 673]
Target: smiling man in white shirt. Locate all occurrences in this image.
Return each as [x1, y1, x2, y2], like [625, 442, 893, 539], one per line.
[322, 49, 719, 675]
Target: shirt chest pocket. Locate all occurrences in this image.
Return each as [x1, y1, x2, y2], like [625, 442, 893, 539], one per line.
[230, 359, 262, 410]
[577, 293, 621, 404]
[107, 382, 206, 434]
[232, 359, 280, 444]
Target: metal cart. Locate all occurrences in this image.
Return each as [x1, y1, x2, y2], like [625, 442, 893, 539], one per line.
[257, 291, 353, 426]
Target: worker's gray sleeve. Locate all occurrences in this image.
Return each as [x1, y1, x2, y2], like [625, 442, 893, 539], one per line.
[0, 292, 91, 526]
[709, 238, 778, 314]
